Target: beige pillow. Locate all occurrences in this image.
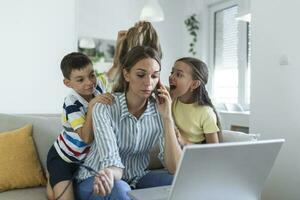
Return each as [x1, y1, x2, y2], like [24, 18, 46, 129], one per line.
[0, 124, 46, 192]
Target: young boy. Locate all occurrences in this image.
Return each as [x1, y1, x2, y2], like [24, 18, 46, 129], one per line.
[46, 52, 106, 200]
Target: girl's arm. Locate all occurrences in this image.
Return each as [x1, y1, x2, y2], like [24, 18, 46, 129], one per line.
[205, 132, 219, 143]
[156, 85, 182, 174]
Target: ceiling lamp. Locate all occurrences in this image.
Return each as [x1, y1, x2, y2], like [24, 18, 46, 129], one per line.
[140, 0, 164, 22]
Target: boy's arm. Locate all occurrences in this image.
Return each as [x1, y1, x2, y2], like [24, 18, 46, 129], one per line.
[76, 93, 115, 144]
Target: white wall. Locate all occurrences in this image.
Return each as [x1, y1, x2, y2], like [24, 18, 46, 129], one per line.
[0, 0, 77, 114]
[77, 0, 186, 85]
[250, 0, 300, 199]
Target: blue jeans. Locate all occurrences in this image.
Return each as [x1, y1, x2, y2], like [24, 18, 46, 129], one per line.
[75, 170, 173, 200]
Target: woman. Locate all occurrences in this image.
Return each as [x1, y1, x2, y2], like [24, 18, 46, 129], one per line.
[76, 46, 182, 200]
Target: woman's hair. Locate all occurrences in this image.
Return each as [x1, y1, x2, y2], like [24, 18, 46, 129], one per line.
[119, 21, 162, 62]
[176, 57, 223, 141]
[112, 22, 162, 80]
[113, 46, 161, 93]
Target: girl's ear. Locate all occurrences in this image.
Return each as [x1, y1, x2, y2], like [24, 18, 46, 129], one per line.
[63, 78, 71, 88]
[191, 80, 201, 90]
[123, 69, 130, 82]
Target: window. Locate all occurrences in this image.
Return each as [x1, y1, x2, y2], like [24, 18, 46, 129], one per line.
[209, 1, 251, 111]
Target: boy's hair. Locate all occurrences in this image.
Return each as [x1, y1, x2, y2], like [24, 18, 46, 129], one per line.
[113, 46, 161, 93]
[60, 52, 92, 79]
[176, 57, 223, 141]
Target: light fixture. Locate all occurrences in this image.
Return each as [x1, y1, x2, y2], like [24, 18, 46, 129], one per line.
[236, 0, 251, 22]
[140, 0, 164, 22]
[78, 37, 95, 49]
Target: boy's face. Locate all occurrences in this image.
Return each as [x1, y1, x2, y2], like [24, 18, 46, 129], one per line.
[64, 64, 97, 98]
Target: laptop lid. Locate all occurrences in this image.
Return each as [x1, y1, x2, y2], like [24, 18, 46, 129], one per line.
[167, 139, 284, 200]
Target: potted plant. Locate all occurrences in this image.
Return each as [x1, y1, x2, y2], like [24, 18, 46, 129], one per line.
[184, 14, 200, 55]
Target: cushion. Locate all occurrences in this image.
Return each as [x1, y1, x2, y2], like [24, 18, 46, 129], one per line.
[222, 130, 259, 143]
[0, 124, 46, 192]
[0, 113, 61, 170]
[0, 187, 47, 200]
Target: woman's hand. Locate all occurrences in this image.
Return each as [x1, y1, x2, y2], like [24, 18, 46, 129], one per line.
[156, 84, 172, 119]
[93, 168, 114, 196]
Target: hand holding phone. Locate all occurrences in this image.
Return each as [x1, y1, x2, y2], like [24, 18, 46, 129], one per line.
[155, 80, 164, 104]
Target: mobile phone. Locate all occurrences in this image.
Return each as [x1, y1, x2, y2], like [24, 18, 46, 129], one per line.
[154, 80, 164, 104]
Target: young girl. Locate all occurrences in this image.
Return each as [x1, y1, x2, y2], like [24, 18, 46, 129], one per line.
[168, 57, 222, 145]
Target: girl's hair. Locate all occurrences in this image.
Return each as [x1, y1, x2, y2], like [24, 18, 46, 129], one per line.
[176, 57, 223, 141]
[113, 46, 161, 93]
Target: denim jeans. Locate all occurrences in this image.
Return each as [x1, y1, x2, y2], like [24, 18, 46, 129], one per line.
[75, 170, 173, 200]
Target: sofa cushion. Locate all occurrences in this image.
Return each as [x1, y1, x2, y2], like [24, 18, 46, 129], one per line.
[0, 113, 61, 171]
[0, 187, 46, 200]
[0, 124, 46, 192]
[222, 130, 259, 142]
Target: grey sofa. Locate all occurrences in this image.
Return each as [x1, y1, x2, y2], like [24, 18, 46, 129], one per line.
[0, 113, 257, 200]
[0, 113, 61, 200]
[0, 113, 163, 200]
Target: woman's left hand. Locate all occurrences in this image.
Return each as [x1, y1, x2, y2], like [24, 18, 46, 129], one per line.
[156, 84, 172, 119]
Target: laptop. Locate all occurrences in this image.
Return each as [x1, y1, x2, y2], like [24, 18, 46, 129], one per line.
[128, 139, 284, 200]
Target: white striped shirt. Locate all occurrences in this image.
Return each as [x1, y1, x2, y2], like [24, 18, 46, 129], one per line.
[77, 93, 165, 187]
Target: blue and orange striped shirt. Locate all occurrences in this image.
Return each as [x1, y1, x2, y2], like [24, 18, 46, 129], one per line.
[54, 79, 105, 163]
[77, 92, 165, 187]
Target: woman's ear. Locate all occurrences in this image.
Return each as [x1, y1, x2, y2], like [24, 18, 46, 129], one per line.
[123, 69, 129, 82]
[191, 80, 201, 90]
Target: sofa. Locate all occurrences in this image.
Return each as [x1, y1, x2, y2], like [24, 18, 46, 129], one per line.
[0, 113, 258, 200]
[0, 113, 165, 200]
[0, 113, 61, 200]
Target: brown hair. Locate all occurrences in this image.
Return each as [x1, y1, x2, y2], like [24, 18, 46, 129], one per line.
[60, 52, 92, 79]
[176, 57, 223, 141]
[113, 46, 161, 93]
[112, 22, 162, 81]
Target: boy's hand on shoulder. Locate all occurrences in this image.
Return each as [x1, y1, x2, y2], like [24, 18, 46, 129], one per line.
[88, 93, 115, 110]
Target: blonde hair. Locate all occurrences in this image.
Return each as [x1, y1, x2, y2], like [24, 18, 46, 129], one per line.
[113, 21, 162, 91]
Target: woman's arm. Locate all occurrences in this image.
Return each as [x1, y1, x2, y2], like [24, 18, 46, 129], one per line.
[156, 85, 182, 174]
[91, 102, 125, 194]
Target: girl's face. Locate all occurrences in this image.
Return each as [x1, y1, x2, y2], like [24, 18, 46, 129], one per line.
[124, 58, 160, 100]
[169, 61, 198, 101]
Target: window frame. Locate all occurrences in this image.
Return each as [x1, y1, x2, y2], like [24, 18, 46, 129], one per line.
[208, 0, 250, 111]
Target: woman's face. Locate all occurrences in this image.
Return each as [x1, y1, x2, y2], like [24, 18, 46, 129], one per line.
[123, 58, 160, 100]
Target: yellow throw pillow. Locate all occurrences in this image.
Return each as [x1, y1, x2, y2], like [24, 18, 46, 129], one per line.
[0, 124, 46, 192]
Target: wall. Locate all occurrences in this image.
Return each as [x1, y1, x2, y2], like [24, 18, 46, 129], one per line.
[0, 0, 77, 114]
[250, 0, 300, 199]
[77, 0, 186, 85]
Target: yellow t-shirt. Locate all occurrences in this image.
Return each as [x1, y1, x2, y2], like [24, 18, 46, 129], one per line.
[172, 98, 220, 143]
